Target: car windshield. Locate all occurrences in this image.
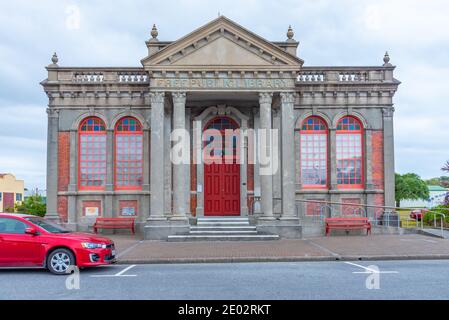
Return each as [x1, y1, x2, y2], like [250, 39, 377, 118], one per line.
[25, 217, 71, 234]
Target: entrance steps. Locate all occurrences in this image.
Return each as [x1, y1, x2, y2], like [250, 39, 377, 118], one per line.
[167, 217, 280, 242]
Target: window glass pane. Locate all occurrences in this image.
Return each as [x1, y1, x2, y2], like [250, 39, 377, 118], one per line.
[300, 132, 327, 186]
[115, 132, 143, 188]
[79, 132, 106, 189]
[336, 133, 363, 186]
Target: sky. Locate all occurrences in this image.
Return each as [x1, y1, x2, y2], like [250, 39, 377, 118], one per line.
[0, 0, 448, 190]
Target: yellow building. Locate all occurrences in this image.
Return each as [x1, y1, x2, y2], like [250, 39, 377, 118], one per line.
[0, 173, 25, 212]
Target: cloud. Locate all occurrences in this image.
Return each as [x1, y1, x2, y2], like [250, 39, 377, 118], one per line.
[0, 0, 448, 189]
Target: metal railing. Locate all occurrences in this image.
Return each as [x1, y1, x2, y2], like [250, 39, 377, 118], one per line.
[294, 199, 447, 238]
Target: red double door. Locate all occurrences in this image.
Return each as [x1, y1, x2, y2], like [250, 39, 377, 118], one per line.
[3, 193, 14, 211]
[204, 163, 240, 216]
[203, 117, 240, 216]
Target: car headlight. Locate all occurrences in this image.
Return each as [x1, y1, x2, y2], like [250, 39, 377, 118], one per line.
[81, 242, 106, 249]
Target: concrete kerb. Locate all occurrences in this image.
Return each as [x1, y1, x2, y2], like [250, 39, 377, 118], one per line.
[117, 254, 449, 265]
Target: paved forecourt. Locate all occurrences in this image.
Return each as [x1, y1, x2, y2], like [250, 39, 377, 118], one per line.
[111, 234, 449, 263]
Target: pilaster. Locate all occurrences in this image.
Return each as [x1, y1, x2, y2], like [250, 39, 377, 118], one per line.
[258, 92, 274, 220]
[280, 92, 297, 219]
[46, 108, 60, 222]
[148, 92, 166, 220]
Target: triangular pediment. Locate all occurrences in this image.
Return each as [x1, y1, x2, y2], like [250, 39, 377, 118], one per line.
[172, 36, 273, 66]
[142, 16, 303, 71]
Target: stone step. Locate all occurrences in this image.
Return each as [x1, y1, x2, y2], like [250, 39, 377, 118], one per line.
[197, 221, 250, 226]
[167, 234, 280, 242]
[190, 230, 258, 235]
[197, 217, 249, 222]
[190, 226, 257, 232]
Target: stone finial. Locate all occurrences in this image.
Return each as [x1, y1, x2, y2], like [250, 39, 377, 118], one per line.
[287, 25, 294, 40]
[151, 24, 158, 39]
[51, 52, 58, 65]
[383, 51, 392, 67]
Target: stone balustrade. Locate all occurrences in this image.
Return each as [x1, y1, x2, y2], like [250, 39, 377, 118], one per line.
[297, 66, 394, 84]
[49, 68, 149, 84]
[47, 66, 395, 87]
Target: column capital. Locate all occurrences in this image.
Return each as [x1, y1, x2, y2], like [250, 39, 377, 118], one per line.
[280, 91, 296, 104]
[259, 92, 273, 105]
[172, 91, 187, 104]
[382, 107, 395, 118]
[46, 108, 60, 117]
[149, 91, 165, 104]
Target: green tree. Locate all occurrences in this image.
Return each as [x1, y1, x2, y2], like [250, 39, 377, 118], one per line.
[15, 194, 46, 217]
[425, 176, 449, 188]
[442, 160, 449, 173]
[395, 173, 430, 207]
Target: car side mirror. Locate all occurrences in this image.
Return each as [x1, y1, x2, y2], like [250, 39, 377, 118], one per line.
[25, 227, 37, 235]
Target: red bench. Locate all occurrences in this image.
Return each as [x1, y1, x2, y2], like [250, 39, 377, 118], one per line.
[324, 217, 371, 236]
[93, 218, 135, 234]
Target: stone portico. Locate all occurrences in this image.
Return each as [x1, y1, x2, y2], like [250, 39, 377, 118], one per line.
[41, 16, 400, 240]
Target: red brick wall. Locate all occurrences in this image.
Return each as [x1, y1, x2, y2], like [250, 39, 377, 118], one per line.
[306, 199, 325, 216]
[57, 132, 70, 222]
[247, 164, 254, 191]
[341, 198, 362, 216]
[190, 195, 197, 216]
[57, 196, 68, 222]
[373, 194, 385, 218]
[57, 132, 70, 192]
[119, 200, 138, 216]
[82, 200, 102, 216]
[371, 131, 384, 190]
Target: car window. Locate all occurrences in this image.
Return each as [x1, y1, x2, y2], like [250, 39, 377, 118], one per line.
[0, 217, 29, 234]
[25, 217, 70, 234]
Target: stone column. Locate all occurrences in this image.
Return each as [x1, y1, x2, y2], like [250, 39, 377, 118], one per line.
[142, 127, 150, 222]
[280, 92, 296, 219]
[252, 107, 262, 214]
[104, 128, 114, 218]
[383, 107, 395, 208]
[67, 129, 77, 229]
[258, 92, 274, 219]
[329, 128, 339, 217]
[171, 92, 188, 220]
[149, 92, 166, 220]
[46, 108, 59, 222]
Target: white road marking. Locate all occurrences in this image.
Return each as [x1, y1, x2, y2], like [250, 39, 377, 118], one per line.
[90, 264, 137, 277]
[400, 239, 438, 244]
[344, 262, 398, 274]
[116, 240, 144, 258]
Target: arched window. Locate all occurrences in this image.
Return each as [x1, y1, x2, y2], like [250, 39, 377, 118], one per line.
[78, 117, 107, 190]
[300, 116, 328, 188]
[203, 117, 240, 162]
[336, 116, 364, 188]
[115, 117, 143, 190]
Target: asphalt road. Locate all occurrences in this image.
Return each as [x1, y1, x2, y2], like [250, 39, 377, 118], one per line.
[1, 260, 449, 300]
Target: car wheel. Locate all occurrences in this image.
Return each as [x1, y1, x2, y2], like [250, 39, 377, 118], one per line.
[47, 249, 75, 275]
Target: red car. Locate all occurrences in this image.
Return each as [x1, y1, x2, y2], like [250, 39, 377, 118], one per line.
[410, 209, 428, 221]
[0, 213, 116, 275]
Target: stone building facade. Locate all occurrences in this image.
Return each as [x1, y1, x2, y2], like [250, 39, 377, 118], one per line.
[41, 16, 400, 239]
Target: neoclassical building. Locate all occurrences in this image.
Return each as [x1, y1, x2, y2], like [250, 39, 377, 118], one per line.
[41, 16, 400, 239]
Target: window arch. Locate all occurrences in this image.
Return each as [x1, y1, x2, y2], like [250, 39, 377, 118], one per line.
[78, 117, 107, 190]
[203, 116, 240, 162]
[300, 116, 328, 188]
[114, 117, 143, 190]
[336, 116, 364, 188]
